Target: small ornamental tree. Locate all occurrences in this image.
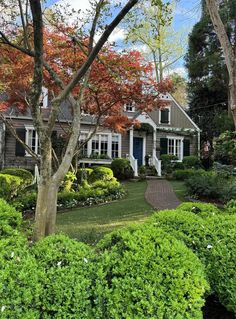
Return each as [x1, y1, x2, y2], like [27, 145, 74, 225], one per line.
[0, 0, 171, 240]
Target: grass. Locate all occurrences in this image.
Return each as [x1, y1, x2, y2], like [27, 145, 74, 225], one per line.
[56, 180, 153, 244]
[169, 180, 188, 202]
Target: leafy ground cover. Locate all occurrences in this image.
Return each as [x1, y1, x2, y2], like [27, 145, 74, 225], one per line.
[56, 181, 153, 244]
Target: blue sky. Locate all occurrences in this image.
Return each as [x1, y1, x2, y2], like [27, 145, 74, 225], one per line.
[47, 0, 201, 77]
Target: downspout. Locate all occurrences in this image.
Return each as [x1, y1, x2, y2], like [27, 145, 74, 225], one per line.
[197, 130, 201, 158]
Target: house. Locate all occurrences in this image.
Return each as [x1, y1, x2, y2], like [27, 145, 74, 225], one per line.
[0, 92, 200, 176]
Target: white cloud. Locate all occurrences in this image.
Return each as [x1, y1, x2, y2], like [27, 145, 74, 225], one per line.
[166, 67, 188, 78]
[108, 28, 126, 42]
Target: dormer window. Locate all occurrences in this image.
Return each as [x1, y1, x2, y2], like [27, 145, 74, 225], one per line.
[39, 87, 48, 108]
[159, 106, 170, 124]
[124, 103, 135, 112]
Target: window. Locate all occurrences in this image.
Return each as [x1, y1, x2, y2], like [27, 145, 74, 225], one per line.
[168, 137, 183, 161]
[79, 133, 88, 157]
[124, 103, 135, 112]
[25, 127, 39, 155]
[112, 135, 119, 158]
[91, 135, 99, 155]
[100, 134, 108, 155]
[39, 87, 48, 108]
[160, 107, 170, 124]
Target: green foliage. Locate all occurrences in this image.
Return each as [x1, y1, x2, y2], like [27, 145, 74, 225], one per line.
[90, 166, 114, 183]
[111, 158, 134, 180]
[225, 199, 236, 214]
[60, 171, 77, 192]
[149, 209, 236, 313]
[185, 173, 236, 202]
[214, 131, 236, 165]
[160, 154, 178, 174]
[0, 174, 23, 200]
[0, 198, 23, 238]
[1, 168, 33, 185]
[95, 225, 208, 319]
[183, 156, 202, 169]
[0, 236, 42, 318]
[77, 168, 93, 184]
[32, 234, 95, 319]
[172, 169, 206, 181]
[177, 202, 220, 218]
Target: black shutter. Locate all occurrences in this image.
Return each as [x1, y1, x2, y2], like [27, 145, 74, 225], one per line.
[160, 138, 168, 155]
[15, 128, 26, 156]
[183, 139, 190, 157]
[160, 109, 169, 124]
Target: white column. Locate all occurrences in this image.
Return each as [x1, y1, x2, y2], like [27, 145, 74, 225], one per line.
[143, 134, 146, 165]
[108, 133, 112, 158]
[118, 134, 122, 158]
[129, 127, 133, 156]
[153, 129, 157, 158]
[87, 139, 92, 156]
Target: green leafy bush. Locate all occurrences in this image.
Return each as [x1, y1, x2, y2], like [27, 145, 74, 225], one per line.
[214, 131, 236, 165]
[95, 225, 208, 319]
[185, 173, 236, 202]
[111, 158, 134, 180]
[0, 199, 23, 238]
[1, 168, 33, 185]
[89, 166, 114, 183]
[0, 237, 42, 318]
[0, 174, 23, 200]
[225, 199, 236, 214]
[149, 209, 236, 314]
[60, 171, 77, 192]
[183, 156, 202, 169]
[32, 234, 95, 319]
[177, 202, 220, 218]
[160, 154, 178, 174]
[77, 168, 93, 184]
[172, 169, 206, 181]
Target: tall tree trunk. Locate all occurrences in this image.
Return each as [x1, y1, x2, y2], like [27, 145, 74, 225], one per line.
[229, 74, 236, 128]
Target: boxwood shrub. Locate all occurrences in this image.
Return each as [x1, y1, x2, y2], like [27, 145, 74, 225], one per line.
[1, 168, 33, 185]
[111, 158, 134, 180]
[177, 202, 220, 218]
[89, 166, 114, 183]
[172, 169, 206, 181]
[0, 174, 23, 200]
[32, 234, 95, 319]
[183, 156, 202, 169]
[0, 199, 23, 238]
[94, 225, 208, 319]
[225, 199, 236, 214]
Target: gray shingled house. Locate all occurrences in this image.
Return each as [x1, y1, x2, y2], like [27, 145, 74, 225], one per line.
[0, 91, 200, 176]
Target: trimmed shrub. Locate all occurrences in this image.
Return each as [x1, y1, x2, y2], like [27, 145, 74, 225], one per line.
[32, 234, 95, 319]
[0, 237, 42, 318]
[0, 199, 23, 238]
[89, 166, 114, 183]
[111, 158, 134, 180]
[1, 168, 33, 185]
[94, 225, 208, 319]
[177, 202, 220, 218]
[183, 156, 202, 169]
[225, 199, 236, 214]
[149, 209, 236, 314]
[172, 169, 206, 181]
[214, 131, 236, 165]
[77, 168, 93, 184]
[0, 174, 23, 200]
[160, 154, 178, 174]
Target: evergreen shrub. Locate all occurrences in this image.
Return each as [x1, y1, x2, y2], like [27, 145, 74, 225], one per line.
[94, 225, 208, 319]
[111, 158, 134, 180]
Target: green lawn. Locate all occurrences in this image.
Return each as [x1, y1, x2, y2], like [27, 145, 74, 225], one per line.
[169, 180, 188, 202]
[56, 180, 153, 244]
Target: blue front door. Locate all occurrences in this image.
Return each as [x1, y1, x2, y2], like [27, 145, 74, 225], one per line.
[133, 137, 143, 166]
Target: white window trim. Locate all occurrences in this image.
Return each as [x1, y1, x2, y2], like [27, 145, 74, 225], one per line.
[80, 131, 121, 158]
[159, 106, 171, 125]
[124, 103, 135, 113]
[167, 136, 184, 162]
[25, 125, 39, 156]
[40, 87, 48, 108]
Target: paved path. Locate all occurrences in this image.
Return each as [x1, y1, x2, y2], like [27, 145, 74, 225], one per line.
[145, 179, 181, 210]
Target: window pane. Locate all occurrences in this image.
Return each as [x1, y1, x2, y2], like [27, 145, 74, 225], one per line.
[79, 133, 88, 157]
[112, 135, 119, 158]
[100, 135, 108, 155]
[92, 135, 99, 154]
[160, 109, 169, 124]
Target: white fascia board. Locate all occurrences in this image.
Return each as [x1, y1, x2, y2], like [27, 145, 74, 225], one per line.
[136, 112, 157, 129]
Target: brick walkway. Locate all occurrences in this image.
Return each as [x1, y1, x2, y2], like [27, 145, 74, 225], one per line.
[145, 179, 181, 210]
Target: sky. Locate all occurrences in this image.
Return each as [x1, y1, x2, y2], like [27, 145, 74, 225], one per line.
[47, 0, 202, 77]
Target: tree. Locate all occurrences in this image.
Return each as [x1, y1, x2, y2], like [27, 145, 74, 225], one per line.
[0, 0, 170, 240]
[205, 0, 236, 129]
[124, 0, 184, 82]
[185, 0, 234, 140]
[169, 72, 187, 107]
